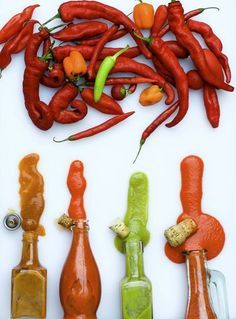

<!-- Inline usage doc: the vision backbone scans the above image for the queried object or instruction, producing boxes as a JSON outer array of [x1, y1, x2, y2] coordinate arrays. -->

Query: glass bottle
[[60, 220, 101, 319], [121, 240, 153, 319], [11, 231, 47, 319]]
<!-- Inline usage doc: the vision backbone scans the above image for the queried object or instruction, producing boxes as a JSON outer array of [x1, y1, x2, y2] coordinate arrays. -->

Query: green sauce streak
[[115, 172, 150, 253]]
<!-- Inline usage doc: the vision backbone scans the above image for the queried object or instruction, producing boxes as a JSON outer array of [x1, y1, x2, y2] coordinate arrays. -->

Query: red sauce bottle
[[59, 161, 101, 319]]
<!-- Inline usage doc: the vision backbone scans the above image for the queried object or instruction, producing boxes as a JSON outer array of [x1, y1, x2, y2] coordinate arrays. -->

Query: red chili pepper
[[80, 88, 123, 115], [87, 24, 119, 79], [49, 82, 87, 123], [203, 84, 220, 128], [95, 56, 175, 105], [133, 101, 179, 163], [52, 21, 108, 42], [23, 57, 54, 130], [77, 28, 128, 46], [0, 20, 37, 73], [0, 4, 39, 44], [25, 28, 50, 65], [44, 1, 152, 58], [158, 6, 219, 37], [187, 70, 204, 90], [151, 5, 168, 37], [52, 45, 140, 63], [134, 32, 188, 127], [40, 63, 65, 88], [87, 77, 157, 86], [187, 19, 231, 83], [53, 111, 134, 143], [167, 1, 233, 94], [165, 40, 189, 59]]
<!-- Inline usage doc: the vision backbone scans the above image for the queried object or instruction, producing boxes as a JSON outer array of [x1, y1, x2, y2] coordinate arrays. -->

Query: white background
[[0, 0, 236, 318]]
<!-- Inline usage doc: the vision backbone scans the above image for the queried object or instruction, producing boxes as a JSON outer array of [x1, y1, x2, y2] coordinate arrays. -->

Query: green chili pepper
[[94, 45, 130, 102]]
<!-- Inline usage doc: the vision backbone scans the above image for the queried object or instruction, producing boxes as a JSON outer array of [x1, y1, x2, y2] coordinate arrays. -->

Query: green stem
[[199, 6, 220, 12], [48, 23, 67, 33], [112, 45, 130, 60], [133, 30, 152, 45], [53, 137, 69, 143], [133, 139, 145, 164], [42, 12, 61, 26]]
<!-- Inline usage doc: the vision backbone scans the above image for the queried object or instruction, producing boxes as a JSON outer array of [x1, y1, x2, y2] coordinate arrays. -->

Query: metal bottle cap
[[3, 213, 22, 231]]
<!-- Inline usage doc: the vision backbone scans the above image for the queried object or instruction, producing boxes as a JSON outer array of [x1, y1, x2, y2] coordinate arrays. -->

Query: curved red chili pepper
[[80, 88, 123, 115], [151, 5, 168, 37], [87, 24, 119, 79], [95, 56, 175, 105], [41, 63, 65, 88], [203, 83, 220, 128], [0, 4, 39, 44], [77, 28, 128, 46], [23, 57, 54, 130], [50, 82, 87, 124], [187, 19, 231, 83], [25, 28, 50, 65], [52, 21, 108, 42], [52, 45, 140, 63]]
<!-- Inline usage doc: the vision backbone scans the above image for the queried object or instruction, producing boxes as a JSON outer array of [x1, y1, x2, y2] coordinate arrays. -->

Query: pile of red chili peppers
[[0, 1, 234, 156]]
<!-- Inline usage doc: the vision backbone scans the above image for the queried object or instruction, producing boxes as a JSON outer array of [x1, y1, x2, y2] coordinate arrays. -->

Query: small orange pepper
[[133, 0, 154, 29], [63, 51, 87, 81], [139, 85, 163, 106]]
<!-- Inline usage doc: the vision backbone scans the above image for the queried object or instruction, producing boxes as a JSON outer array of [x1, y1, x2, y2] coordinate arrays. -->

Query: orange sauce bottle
[[59, 161, 101, 319], [11, 154, 47, 319]]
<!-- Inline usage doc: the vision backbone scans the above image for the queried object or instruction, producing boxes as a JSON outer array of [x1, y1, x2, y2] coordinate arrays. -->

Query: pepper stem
[[112, 45, 130, 60], [199, 6, 220, 12], [42, 12, 61, 26], [133, 30, 152, 44], [53, 137, 69, 143], [47, 23, 67, 33], [133, 139, 145, 164]]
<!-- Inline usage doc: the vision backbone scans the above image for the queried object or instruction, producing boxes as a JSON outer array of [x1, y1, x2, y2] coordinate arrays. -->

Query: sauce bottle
[[122, 240, 153, 319], [11, 154, 47, 319], [59, 161, 101, 319]]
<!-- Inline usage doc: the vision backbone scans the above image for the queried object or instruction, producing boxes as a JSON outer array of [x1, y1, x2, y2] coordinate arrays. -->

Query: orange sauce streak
[[165, 156, 225, 263]]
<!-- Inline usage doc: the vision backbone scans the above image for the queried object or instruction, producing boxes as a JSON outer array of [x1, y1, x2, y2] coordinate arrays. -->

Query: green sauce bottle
[[122, 240, 153, 319]]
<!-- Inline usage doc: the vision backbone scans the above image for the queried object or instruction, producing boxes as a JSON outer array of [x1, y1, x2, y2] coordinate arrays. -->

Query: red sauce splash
[[165, 156, 225, 263], [67, 160, 87, 220]]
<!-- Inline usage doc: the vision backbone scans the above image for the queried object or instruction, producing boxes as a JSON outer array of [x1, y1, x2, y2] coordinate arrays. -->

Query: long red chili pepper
[[151, 5, 168, 37], [87, 24, 119, 79], [133, 101, 179, 163], [52, 21, 108, 42], [41, 63, 65, 88], [167, 1, 233, 95], [25, 28, 50, 65], [158, 6, 219, 38], [23, 57, 54, 130], [187, 19, 231, 83], [0, 20, 37, 73], [44, 0, 152, 59], [53, 45, 140, 63], [76, 28, 128, 46], [87, 77, 157, 86], [53, 111, 134, 143], [134, 32, 188, 127], [95, 57, 175, 105], [80, 88, 123, 115], [49, 83, 87, 123], [203, 84, 220, 128], [0, 4, 39, 44]]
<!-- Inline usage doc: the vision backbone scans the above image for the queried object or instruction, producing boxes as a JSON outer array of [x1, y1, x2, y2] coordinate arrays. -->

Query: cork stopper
[[164, 218, 197, 248], [58, 214, 74, 229], [109, 218, 130, 239]]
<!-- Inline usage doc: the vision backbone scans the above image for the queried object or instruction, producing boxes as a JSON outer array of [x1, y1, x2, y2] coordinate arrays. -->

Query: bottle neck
[[125, 241, 144, 279], [185, 250, 217, 319], [20, 231, 40, 268]]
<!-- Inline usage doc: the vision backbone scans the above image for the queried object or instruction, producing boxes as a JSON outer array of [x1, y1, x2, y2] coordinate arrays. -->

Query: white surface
[[0, 0, 236, 318]]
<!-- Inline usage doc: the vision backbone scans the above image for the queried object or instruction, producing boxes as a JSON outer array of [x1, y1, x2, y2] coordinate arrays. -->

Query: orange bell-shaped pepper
[[139, 85, 163, 106], [63, 51, 87, 81], [133, 0, 154, 29]]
